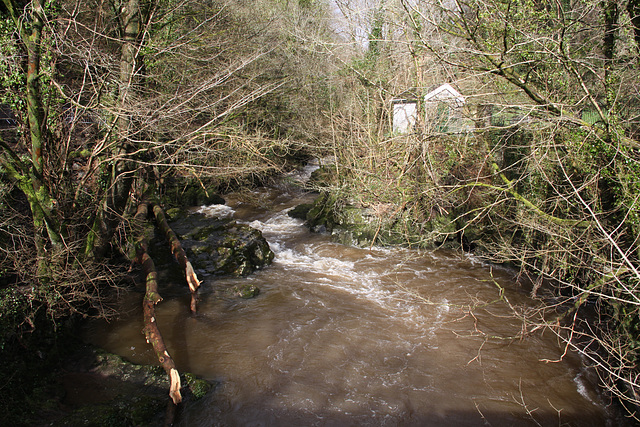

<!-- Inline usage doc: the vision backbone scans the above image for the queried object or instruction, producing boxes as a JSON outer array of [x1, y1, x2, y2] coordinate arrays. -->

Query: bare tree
[[321, 0, 640, 417], [0, 0, 338, 347]]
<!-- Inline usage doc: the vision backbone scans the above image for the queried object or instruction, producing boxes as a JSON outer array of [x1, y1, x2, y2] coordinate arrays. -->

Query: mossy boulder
[[231, 284, 260, 299], [188, 222, 229, 241], [183, 373, 213, 400], [307, 164, 337, 187], [50, 346, 217, 427], [169, 212, 274, 277], [164, 207, 185, 222], [288, 192, 340, 233], [292, 193, 462, 249], [288, 203, 312, 221]]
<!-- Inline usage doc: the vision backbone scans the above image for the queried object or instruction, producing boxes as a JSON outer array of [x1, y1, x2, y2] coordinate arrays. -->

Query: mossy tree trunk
[[0, 0, 65, 278], [114, 0, 141, 208], [628, 0, 640, 48], [86, 0, 153, 259]]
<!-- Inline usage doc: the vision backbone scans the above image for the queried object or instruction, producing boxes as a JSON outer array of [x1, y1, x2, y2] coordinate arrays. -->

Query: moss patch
[[184, 372, 212, 400]]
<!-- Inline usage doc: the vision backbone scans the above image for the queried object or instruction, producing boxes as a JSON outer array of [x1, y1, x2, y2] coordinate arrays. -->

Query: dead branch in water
[[153, 203, 201, 313], [133, 201, 182, 410]]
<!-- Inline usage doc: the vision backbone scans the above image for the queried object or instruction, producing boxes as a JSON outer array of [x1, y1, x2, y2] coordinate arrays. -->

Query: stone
[[169, 212, 274, 277], [232, 284, 260, 299]]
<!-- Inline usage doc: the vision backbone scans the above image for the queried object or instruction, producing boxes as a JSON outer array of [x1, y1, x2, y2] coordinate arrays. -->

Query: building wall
[[392, 101, 417, 133]]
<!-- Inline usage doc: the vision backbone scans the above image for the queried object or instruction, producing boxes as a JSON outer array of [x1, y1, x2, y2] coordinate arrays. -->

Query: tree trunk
[[627, 0, 640, 51], [1, 0, 64, 276], [134, 201, 182, 407], [89, 0, 146, 259], [152, 204, 201, 314], [115, 0, 142, 201], [603, 0, 619, 132]]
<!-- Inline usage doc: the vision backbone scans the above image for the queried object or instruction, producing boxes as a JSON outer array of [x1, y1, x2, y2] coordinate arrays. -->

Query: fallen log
[[152, 203, 201, 314], [134, 201, 182, 407]]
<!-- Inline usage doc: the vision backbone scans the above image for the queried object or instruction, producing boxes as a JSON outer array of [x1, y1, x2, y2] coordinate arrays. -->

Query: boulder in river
[[168, 211, 274, 277], [231, 284, 260, 299], [51, 345, 215, 426]]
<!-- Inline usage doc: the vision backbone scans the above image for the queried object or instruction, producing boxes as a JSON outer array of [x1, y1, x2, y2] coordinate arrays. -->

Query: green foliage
[[0, 15, 25, 110], [612, 299, 640, 365], [366, 11, 384, 62], [0, 0, 62, 126], [348, 9, 390, 88]]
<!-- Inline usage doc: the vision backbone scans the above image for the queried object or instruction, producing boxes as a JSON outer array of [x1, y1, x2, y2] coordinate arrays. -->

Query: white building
[[424, 83, 465, 108], [392, 98, 418, 133], [392, 84, 471, 134]]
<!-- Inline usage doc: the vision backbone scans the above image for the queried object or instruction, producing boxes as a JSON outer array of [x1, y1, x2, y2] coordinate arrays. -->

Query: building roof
[[424, 84, 465, 107], [391, 89, 420, 103]]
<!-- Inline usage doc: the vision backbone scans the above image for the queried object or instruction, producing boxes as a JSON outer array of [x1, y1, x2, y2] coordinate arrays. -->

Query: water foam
[[248, 212, 305, 239], [239, 207, 445, 329], [196, 204, 235, 219], [574, 371, 598, 405]]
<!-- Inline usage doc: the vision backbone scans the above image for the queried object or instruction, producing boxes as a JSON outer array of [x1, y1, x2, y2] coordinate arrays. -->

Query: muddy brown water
[[86, 184, 619, 426]]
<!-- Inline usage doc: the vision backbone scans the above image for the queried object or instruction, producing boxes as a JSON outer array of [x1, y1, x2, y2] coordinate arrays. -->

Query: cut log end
[[169, 368, 182, 404], [185, 261, 201, 292]]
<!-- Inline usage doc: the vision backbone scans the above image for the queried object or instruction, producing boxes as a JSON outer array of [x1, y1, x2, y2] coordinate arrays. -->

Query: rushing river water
[[86, 179, 620, 426]]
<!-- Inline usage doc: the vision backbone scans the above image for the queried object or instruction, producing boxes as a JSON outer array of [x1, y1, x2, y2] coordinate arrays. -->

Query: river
[[86, 178, 618, 426]]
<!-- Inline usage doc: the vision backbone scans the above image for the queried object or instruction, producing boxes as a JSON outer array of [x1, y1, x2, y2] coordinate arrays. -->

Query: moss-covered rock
[[189, 222, 229, 241], [168, 212, 274, 277], [50, 346, 169, 427], [164, 207, 185, 222], [307, 164, 337, 187], [292, 193, 463, 249], [232, 284, 260, 299], [183, 373, 213, 400], [287, 203, 313, 221], [288, 192, 341, 233], [49, 345, 217, 427]]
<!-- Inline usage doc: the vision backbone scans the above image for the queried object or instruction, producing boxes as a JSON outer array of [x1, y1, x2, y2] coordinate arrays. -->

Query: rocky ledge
[[47, 345, 213, 427]]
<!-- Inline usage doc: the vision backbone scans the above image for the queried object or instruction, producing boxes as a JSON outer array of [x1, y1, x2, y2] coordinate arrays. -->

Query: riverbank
[[43, 343, 171, 426], [23, 339, 214, 426]]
